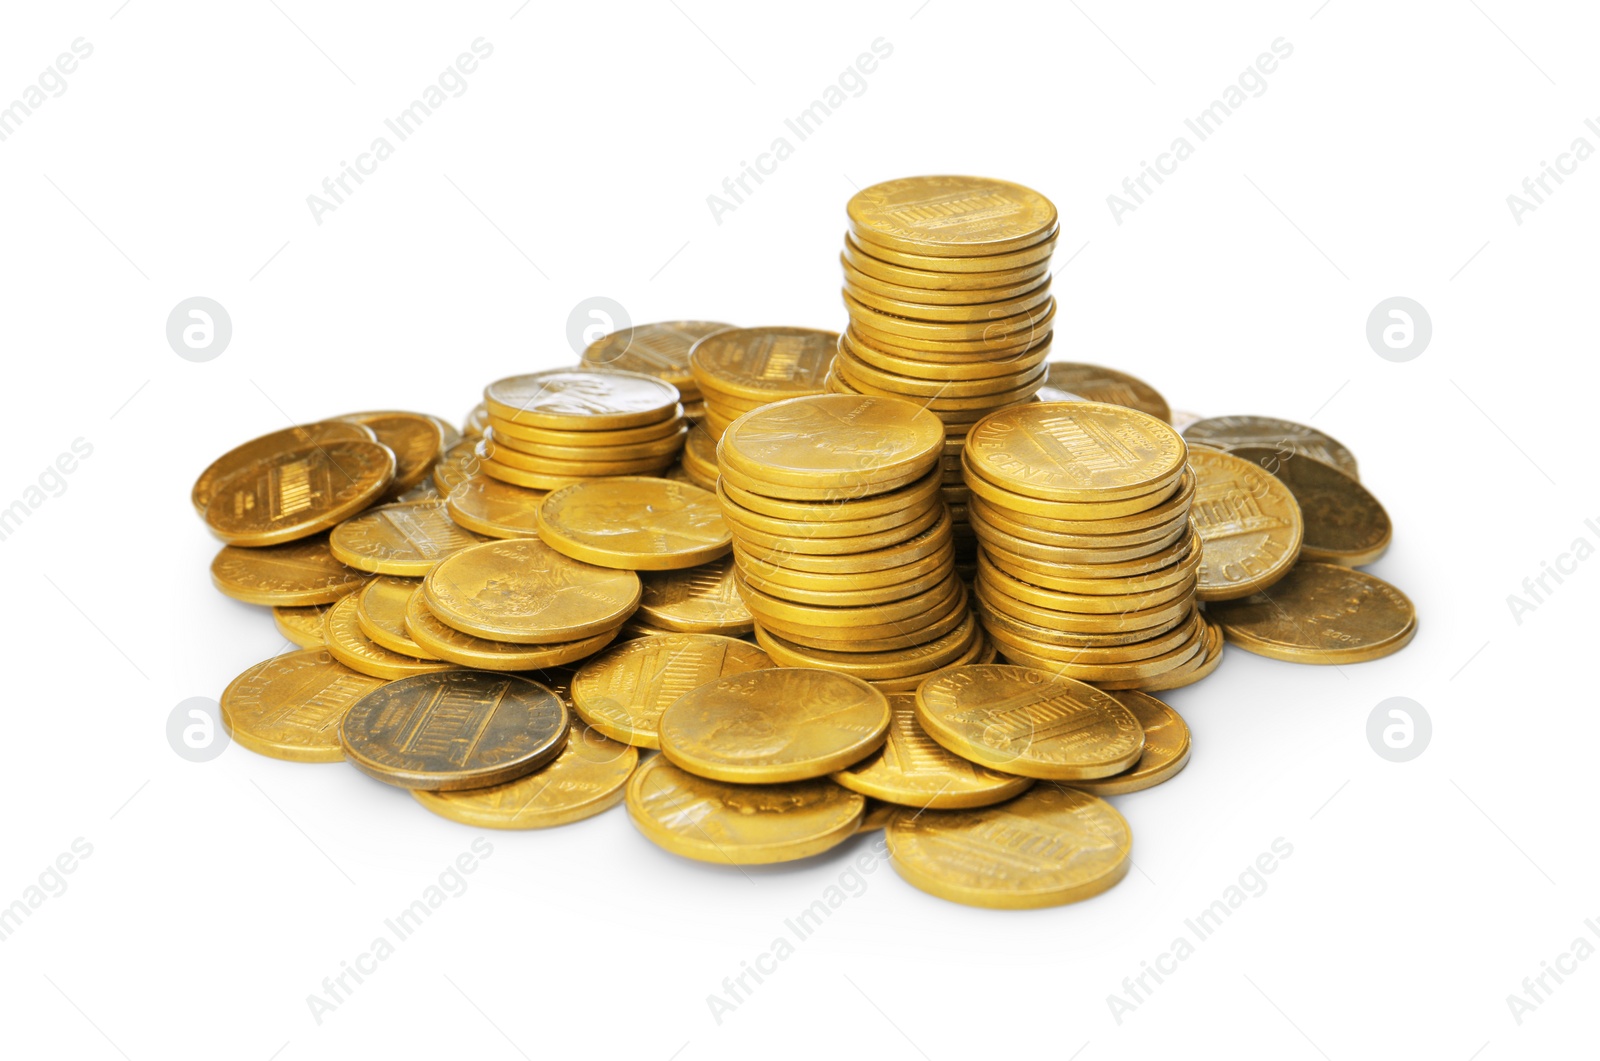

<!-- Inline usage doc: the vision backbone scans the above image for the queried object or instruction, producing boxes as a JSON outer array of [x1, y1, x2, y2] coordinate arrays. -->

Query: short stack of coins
[[963, 400, 1214, 691], [580, 320, 732, 421], [714, 393, 989, 690], [829, 175, 1060, 563], [477, 368, 686, 490], [686, 325, 837, 438]]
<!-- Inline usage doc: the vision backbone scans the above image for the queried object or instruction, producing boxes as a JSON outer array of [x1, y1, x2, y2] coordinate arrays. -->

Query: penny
[[538, 477, 731, 570], [204, 439, 396, 546], [832, 692, 1032, 809], [845, 228, 1058, 274], [329, 500, 489, 575], [273, 603, 331, 648], [965, 401, 1187, 503], [718, 394, 945, 492], [192, 420, 375, 516], [687, 326, 837, 403], [1207, 562, 1417, 664], [337, 411, 445, 497], [355, 576, 440, 659], [404, 587, 617, 670], [431, 436, 482, 495], [582, 320, 732, 396], [1188, 448, 1304, 601], [841, 237, 1049, 290], [570, 632, 772, 748], [423, 538, 641, 644], [323, 593, 454, 679], [636, 557, 754, 635], [220, 648, 386, 762], [1070, 691, 1192, 796], [1229, 446, 1391, 566], [443, 475, 544, 539], [484, 369, 681, 430], [1044, 362, 1170, 423], [1183, 415, 1359, 480], [210, 534, 369, 606], [848, 175, 1058, 257]]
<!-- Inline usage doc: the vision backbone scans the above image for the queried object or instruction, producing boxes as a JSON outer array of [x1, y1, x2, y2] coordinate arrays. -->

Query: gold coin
[[1207, 561, 1417, 664], [759, 581, 971, 653], [847, 176, 1058, 257], [980, 529, 1201, 595], [831, 692, 1031, 809], [732, 531, 952, 592], [1183, 415, 1359, 480], [462, 402, 490, 437], [323, 593, 455, 679], [987, 610, 1206, 678], [1044, 362, 1170, 422], [858, 800, 902, 832], [716, 447, 931, 502], [192, 420, 375, 516], [753, 609, 979, 678], [841, 329, 1052, 384], [431, 436, 481, 495], [657, 668, 891, 783], [1229, 447, 1390, 566], [914, 664, 1144, 780], [538, 477, 731, 570], [273, 603, 331, 647], [570, 633, 772, 748], [843, 275, 1053, 325], [682, 420, 719, 476], [975, 595, 1194, 660], [963, 455, 1183, 520], [1069, 691, 1191, 795], [1139, 617, 1224, 690], [204, 439, 396, 547], [735, 568, 962, 633], [871, 631, 997, 692], [841, 237, 1050, 291], [970, 506, 1190, 565], [976, 550, 1194, 615], [970, 469, 1197, 536], [484, 369, 681, 430], [686, 326, 836, 403], [886, 784, 1130, 909], [732, 506, 955, 575], [965, 401, 1186, 503], [423, 538, 641, 644], [975, 573, 1192, 636], [403, 587, 616, 670], [444, 475, 543, 539], [719, 464, 940, 522], [718, 394, 944, 491], [968, 496, 1188, 554], [328, 500, 489, 575], [413, 721, 638, 829], [477, 435, 676, 476], [483, 424, 687, 462], [337, 411, 444, 496], [843, 292, 1054, 344], [210, 534, 368, 606], [220, 648, 386, 762], [842, 254, 1049, 305], [719, 490, 940, 555], [581, 320, 733, 394], [847, 318, 1049, 361], [356, 576, 439, 659], [1188, 449, 1304, 601], [626, 755, 864, 864], [636, 557, 753, 635], [833, 347, 1049, 402], [487, 412, 684, 446], [476, 456, 587, 491], [738, 553, 955, 608], [340, 671, 569, 790]]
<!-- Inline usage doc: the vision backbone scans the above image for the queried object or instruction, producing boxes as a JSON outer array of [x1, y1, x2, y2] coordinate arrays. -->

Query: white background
[[1, 1, 1594, 1057]]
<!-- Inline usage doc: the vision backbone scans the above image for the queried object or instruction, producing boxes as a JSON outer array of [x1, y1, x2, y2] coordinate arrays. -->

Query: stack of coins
[[477, 369, 686, 490], [964, 401, 1216, 691], [686, 326, 837, 437], [581, 320, 732, 421], [714, 394, 989, 690], [830, 176, 1059, 559]]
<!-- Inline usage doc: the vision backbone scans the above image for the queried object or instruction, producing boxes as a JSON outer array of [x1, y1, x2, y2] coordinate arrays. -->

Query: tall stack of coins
[[581, 320, 732, 421], [964, 401, 1216, 691], [714, 394, 988, 690], [830, 176, 1059, 560], [477, 369, 686, 490], [686, 326, 836, 438]]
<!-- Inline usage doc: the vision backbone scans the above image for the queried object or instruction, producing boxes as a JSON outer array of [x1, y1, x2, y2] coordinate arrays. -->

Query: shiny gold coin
[[192, 420, 375, 516], [487, 411, 684, 446], [841, 328, 1052, 383], [842, 232, 1051, 287], [657, 668, 890, 783], [210, 534, 368, 606], [845, 225, 1060, 273], [999, 617, 1208, 689], [1229, 447, 1391, 566], [1044, 362, 1170, 423], [403, 588, 616, 670], [732, 531, 953, 592], [970, 468, 1197, 536], [1207, 561, 1417, 664], [476, 456, 587, 491], [273, 603, 331, 648], [636, 557, 753, 635], [858, 800, 902, 833], [538, 477, 731, 570], [970, 506, 1190, 565], [477, 435, 675, 477], [204, 440, 396, 547], [735, 568, 962, 633], [719, 464, 940, 522], [976, 550, 1194, 615], [962, 455, 1182, 520], [968, 495, 1189, 554], [847, 316, 1050, 361], [328, 500, 489, 576], [738, 552, 955, 608], [340, 671, 569, 790], [462, 402, 491, 438], [1140, 616, 1224, 691], [355, 576, 439, 659], [718, 394, 944, 491], [758, 582, 972, 653], [715, 448, 932, 503], [842, 254, 1048, 304], [1067, 691, 1191, 794], [686, 326, 836, 404], [980, 528, 1201, 595], [914, 664, 1144, 780], [220, 648, 386, 762], [484, 369, 681, 430], [570, 633, 772, 748], [965, 401, 1186, 503], [581, 320, 733, 395], [444, 475, 543, 539], [412, 721, 638, 829], [483, 424, 687, 463], [323, 594, 454, 679], [682, 420, 719, 476], [431, 436, 481, 495], [843, 275, 1053, 325], [754, 610, 979, 679], [974, 594, 1193, 659], [337, 411, 444, 497], [887, 784, 1130, 909], [975, 572, 1192, 636], [626, 755, 864, 864], [844, 292, 1054, 345], [718, 486, 938, 552], [833, 346, 1049, 401], [848, 176, 1058, 257], [987, 610, 1206, 679], [832, 691, 1031, 809], [1183, 415, 1359, 480], [871, 632, 998, 692], [423, 538, 641, 644], [1188, 448, 1304, 602], [732, 506, 954, 574]]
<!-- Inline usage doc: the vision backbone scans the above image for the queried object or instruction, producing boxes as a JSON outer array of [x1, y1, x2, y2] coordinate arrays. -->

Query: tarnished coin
[[626, 755, 864, 865], [484, 369, 680, 430], [832, 692, 1032, 809], [337, 411, 445, 496], [210, 534, 368, 606], [323, 593, 454, 679], [1183, 415, 1359, 480], [340, 671, 569, 790], [273, 603, 331, 647], [192, 420, 375, 516], [571, 633, 772, 748], [443, 475, 544, 539], [914, 665, 1144, 780], [687, 327, 837, 403], [356, 576, 439, 659], [718, 394, 945, 491], [329, 500, 489, 575], [1229, 447, 1391, 566], [658, 668, 891, 783], [1189, 448, 1303, 601], [1071, 690, 1191, 795], [220, 648, 387, 762], [965, 401, 1186, 503], [1207, 562, 1417, 664], [582, 320, 733, 394], [423, 538, 641, 644], [636, 557, 753, 635], [1044, 362, 1170, 423], [848, 175, 1058, 257], [886, 784, 1131, 909], [204, 439, 396, 547], [413, 722, 638, 829], [404, 587, 617, 670], [538, 477, 731, 570]]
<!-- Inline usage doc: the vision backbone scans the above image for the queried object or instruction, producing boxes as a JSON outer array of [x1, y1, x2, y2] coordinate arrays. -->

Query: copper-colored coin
[[1207, 562, 1417, 664], [423, 538, 641, 644], [636, 557, 753, 635], [718, 394, 945, 492], [687, 326, 837, 404], [403, 588, 617, 670], [484, 369, 681, 430], [964, 401, 1186, 503], [273, 603, 331, 648], [323, 593, 454, 679], [1229, 446, 1390, 566], [329, 500, 489, 575], [847, 176, 1058, 258], [1188, 448, 1304, 601], [1183, 415, 1359, 480], [210, 534, 368, 606], [582, 320, 733, 395], [337, 411, 445, 496], [192, 420, 375, 516], [538, 477, 731, 570], [356, 576, 440, 659], [204, 439, 396, 547], [444, 475, 543, 539], [220, 648, 386, 762], [570, 632, 773, 748], [1043, 362, 1170, 422]]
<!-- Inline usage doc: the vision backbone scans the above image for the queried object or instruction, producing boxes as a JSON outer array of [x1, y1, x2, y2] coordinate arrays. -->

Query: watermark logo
[[0, 438, 94, 544], [167, 297, 232, 362], [1366, 696, 1430, 762], [1506, 518, 1598, 625], [1506, 918, 1600, 1025], [0, 837, 93, 944], [0, 37, 94, 144], [167, 697, 229, 763], [567, 297, 630, 358], [1365, 297, 1430, 362]]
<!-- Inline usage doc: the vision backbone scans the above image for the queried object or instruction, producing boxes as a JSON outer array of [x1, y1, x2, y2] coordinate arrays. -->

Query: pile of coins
[[687, 325, 837, 438], [829, 176, 1059, 560], [580, 320, 732, 421]]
